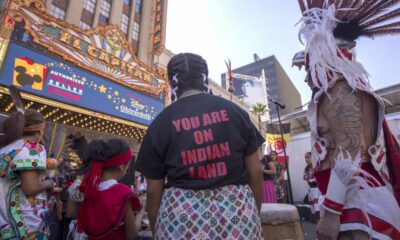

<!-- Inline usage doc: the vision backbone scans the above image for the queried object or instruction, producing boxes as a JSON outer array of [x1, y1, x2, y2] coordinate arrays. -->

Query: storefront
[[0, 1, 169, 167]]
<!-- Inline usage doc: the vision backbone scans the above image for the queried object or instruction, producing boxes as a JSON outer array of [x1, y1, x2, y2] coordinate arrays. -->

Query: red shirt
[[79, 182, 140, 240]]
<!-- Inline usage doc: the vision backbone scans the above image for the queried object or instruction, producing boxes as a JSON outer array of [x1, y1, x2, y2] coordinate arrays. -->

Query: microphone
[[269, 98, 286, 109]]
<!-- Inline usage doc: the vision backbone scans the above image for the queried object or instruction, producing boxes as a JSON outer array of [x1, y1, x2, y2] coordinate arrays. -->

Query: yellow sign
[[13, 57, 46, 90]]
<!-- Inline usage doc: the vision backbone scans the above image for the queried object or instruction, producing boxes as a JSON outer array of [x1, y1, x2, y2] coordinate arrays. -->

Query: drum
[[260, 203, 304, 240]]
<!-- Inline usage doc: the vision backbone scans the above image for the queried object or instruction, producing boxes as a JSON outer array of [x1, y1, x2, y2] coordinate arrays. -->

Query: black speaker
[[295, 204, 314, 222]]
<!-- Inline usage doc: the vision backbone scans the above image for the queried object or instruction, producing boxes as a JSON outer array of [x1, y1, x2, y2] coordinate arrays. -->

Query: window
[[100, 0, 111, 17], [83, 0, 96, 13], [132, 22, 140, 41], [124, 0, 131, 6], [121, 14, 129, 34], [99, 0, 111, 24], [135, 0, 141, 13], [49, 5, 66, 20], [80, 21, 91, 30]]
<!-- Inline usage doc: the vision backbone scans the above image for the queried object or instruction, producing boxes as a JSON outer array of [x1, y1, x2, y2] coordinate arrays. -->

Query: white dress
[[0, 139, 48, 239]]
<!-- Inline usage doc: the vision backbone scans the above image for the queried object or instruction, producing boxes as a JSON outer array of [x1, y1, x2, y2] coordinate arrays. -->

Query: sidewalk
[[301, 220, 317, 240]]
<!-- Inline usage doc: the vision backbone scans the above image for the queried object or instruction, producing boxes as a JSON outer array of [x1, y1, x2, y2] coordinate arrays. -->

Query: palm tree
[[251, 103, 268, 132]]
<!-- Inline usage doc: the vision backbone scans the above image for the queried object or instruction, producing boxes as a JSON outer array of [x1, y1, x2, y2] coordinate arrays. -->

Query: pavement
[[301, 220, 317, 240]]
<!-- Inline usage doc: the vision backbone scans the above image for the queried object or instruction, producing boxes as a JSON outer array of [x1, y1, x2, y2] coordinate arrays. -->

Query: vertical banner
[[232, 77, 264, 108], [265, 123, 291, 165]]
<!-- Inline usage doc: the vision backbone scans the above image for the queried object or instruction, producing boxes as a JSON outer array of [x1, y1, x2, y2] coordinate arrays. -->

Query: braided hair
[[167, 53, 210, 101]]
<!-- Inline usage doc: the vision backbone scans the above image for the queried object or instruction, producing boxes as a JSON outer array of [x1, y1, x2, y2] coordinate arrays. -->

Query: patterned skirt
[[155, 185, 262, 240]]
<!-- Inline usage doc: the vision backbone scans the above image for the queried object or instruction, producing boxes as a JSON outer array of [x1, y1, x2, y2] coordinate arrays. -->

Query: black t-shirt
[[135, 93, 264, 190]]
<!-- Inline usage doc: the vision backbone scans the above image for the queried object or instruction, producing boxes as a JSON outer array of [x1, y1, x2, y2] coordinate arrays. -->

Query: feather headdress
[[9, 86, 25, 113], [293, 0, 400, 100], [44, 122, 73, 161], [297, 0, 400, 38]]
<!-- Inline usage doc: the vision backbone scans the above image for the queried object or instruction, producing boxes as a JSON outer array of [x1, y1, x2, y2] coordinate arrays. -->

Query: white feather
[[297, 4, 380, 103], [333, 147, 383, 238]]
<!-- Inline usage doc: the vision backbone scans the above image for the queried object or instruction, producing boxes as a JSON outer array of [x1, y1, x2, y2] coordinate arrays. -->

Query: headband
[[78, 148, 132, 200], [23, 122, 45, 132]]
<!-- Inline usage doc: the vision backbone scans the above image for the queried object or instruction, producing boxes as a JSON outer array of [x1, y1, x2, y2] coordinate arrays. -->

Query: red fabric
[[103, 149, 132, 167], [88, 225, 125, 240], [79, 161, 103, 200], [314, 168, 331, 195], [305, 48, 352, 71], [79, 149, 132, 200], [337, 48, 353, 61], [78, 183, 141, 239], [64, 179, 75, 187], [359, 162, 385, 187], [383, 120, 400, 205], [341, 208, 400, 240], [323, 198, 344, 212], [315, 162, 385, 195], [77, 149, 132, 233]]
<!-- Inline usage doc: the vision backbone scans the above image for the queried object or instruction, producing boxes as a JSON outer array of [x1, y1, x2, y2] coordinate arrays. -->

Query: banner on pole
[[265, 123, 291, 165]]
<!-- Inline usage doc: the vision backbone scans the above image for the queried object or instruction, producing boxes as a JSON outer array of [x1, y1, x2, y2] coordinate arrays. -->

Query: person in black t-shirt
[[135, 53, 264, 239]]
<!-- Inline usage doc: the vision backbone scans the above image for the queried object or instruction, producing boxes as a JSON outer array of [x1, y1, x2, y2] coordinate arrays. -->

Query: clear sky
[[165, 0, 400, 105]]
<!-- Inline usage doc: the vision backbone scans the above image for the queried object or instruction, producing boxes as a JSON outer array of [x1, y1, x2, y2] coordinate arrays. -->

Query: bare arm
[[20, 170, 54, 196], [146, 178, 164, 235], [124, 201, 138, 240], [245, 151, 264, 212], [124, 198, 147, 240]]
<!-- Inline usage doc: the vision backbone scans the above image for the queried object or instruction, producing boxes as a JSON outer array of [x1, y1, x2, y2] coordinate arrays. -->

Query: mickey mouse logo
[[12, 57, 47, 91]]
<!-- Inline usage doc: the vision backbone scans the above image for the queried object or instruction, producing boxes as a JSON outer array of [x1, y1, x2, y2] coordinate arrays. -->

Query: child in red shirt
[[76, 139, 145, 240]]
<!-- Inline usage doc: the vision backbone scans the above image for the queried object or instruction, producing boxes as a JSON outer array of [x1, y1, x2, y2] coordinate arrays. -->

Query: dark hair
[[333, 21, 363, 42], [167, 53, 209, 101], [0, 109, 44, 148], [305, 151, 311, 156], [83, 139, 130, 171], [269, 150, 277, 156], [261, 155, 271, 165]]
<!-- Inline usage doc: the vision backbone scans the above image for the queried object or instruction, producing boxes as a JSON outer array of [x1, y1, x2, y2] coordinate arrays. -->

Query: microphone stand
[[274, 102, 294, 205]]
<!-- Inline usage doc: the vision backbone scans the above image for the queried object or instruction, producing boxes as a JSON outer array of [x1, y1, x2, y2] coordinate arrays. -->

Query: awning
[[0, 86, 146, 139]]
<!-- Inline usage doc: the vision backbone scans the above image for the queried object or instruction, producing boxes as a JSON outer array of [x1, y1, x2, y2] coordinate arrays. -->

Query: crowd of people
[[0, 53, 265, 240], [2, 47, 399, 240], [0, 107, 337, 240], [0, 106, 147, 239], [2, 2, 400, 236]]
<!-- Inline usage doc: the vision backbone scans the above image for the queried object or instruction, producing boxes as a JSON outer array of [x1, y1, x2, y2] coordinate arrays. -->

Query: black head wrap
[[167, 53, 209, 101]]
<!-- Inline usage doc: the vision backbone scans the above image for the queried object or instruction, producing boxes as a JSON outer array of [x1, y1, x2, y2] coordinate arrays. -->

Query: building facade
[[208, 79, 266, 136], [221, 55, 301, 119], [0, 0, 171, 159], [44, 0, 169, 69]]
